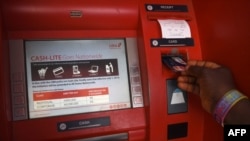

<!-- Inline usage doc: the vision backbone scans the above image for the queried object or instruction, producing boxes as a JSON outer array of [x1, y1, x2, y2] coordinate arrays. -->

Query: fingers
[[185, 60, 221, 77], [177, 75, 196, 84], [187, 60, 220, 69], [203, 61, 220, 69], [177, 76, 199, 94], [177, 81, 199, 94], [178, 60, 221, 95]]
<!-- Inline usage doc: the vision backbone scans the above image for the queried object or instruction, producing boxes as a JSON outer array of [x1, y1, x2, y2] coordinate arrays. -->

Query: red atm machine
[[2, 0, 249, 141]]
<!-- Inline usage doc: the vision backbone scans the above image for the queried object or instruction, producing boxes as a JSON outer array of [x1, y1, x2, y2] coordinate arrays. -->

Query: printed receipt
[[157, 19, 191, 38]]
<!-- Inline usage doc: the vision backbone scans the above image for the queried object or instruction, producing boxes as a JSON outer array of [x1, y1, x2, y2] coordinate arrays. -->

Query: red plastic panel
[[138, 0, 204, 141], [2, 0, 139, 30], [0, 10, 12, 141], [192, 1, 250, 141], [1, 1, 146, 141], [128, 129, 146, 141], [12, 109, 145, 141], [193, 0, 250, 96]]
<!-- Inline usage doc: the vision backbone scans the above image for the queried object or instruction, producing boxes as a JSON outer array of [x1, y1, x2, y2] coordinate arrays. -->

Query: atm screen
[[24, 39, 133, 119]]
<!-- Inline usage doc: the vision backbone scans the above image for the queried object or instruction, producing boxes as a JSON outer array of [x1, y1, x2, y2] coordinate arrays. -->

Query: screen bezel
[[9, 38, 143, 121]]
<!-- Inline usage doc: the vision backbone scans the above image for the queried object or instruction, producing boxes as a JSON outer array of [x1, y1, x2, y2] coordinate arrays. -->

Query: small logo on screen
[[109, 42, 122, 49]]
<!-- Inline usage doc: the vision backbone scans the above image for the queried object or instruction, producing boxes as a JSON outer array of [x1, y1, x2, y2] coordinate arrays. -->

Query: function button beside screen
[[130, 76, 141, 84], [14, 107, 26, 117], [132, 85, 142, 93], [129, 66, 139, 75], [13, 95, 25, 105], [133, 96, 143, 104], [12, 83, 24, 93], [12, 72, 24, 82]]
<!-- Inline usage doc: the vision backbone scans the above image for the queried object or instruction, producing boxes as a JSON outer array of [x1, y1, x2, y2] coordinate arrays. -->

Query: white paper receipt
[[157, 19, 191, 39]]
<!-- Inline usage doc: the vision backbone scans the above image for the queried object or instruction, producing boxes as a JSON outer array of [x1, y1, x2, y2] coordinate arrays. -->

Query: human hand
[[177, 60, 236, 113]]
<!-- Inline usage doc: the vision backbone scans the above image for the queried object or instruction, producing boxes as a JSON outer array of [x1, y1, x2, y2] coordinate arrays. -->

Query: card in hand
[[162, 55, 187, 72]]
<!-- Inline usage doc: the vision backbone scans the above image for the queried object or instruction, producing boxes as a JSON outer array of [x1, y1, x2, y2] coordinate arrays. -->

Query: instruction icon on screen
[[88, 65, 99, 73]]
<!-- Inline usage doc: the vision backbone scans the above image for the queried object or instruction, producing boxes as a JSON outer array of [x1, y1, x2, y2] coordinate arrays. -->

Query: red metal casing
[[138, 0, 204, 141], [193, 1, 250, 140], [1, 0, 146, 141]]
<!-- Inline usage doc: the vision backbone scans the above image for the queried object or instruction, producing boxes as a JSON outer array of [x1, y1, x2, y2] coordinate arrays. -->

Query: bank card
[[162, 55, 187, 72]]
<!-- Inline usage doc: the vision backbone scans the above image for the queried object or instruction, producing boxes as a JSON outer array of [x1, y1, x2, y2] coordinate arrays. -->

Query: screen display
[[25, 39, 132, 119]]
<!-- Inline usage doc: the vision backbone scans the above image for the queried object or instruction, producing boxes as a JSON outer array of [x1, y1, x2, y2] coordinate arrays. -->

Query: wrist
[[224, 98, 250, 124], [213, 89, 248, 126]]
